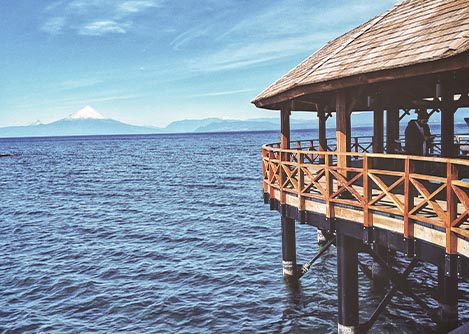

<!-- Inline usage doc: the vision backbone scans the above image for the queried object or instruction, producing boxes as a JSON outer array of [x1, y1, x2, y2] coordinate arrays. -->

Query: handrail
[[276, 133, 469, 156], [262, 140, 469, 255]]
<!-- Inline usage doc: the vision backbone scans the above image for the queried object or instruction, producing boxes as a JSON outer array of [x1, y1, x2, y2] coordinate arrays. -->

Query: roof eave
[[252, 51, 469, 110]]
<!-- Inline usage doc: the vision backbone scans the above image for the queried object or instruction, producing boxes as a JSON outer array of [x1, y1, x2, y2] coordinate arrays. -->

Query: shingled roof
[[252, 0, 469, 109]]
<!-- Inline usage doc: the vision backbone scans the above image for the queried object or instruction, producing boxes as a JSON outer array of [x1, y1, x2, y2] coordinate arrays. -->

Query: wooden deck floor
[[274, 187, 469, 257]]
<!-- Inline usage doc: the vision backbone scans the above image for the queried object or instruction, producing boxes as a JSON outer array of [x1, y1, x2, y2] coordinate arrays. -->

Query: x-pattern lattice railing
[[289, 134, 469, 157], [262, 140, 469, 254]]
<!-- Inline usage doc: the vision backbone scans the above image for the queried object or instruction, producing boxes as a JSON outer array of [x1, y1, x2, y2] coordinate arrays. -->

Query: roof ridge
[[295, 0, 405, 88]]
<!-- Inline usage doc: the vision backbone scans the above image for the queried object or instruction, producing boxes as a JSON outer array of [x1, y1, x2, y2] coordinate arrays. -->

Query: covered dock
[[252, 0, 469, 333]]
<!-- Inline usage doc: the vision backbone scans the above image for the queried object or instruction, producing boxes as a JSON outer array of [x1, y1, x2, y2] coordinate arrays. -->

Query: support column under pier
[[438, 262, 458, 332], [281, 216, 297, 281], [337, 233, 359, 334]]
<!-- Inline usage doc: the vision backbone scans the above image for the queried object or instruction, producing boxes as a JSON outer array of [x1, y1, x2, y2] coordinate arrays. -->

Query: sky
[[0, 0, 399, 128]]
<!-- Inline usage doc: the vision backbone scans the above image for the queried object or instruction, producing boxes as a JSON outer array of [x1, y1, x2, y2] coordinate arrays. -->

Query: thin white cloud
[[190, 88, 256, 98], [40, 0, 161, 36], [184, 0, 399, 72], [79, 20, 129, 36], [84, 94, 146, 103], [189, 33, 333, 72], [67, 0, 106, 11], [170, 22, 214, 51], [44, 1, 67, 12], [60, 78, 103, 90], [40, 17, 66, 35], [118, 0, 162, 14]]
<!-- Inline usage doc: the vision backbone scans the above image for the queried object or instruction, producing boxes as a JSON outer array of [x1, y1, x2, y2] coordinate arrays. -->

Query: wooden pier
[[251, 0, 469, 332], [261, 136, 469, 332]]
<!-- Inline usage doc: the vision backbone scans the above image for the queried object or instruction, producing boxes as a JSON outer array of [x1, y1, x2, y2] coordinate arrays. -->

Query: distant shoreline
[[0, 122, 467, 141]]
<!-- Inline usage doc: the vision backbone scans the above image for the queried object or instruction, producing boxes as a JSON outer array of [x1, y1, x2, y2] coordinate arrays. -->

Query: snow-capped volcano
[[0, 105, 160, 137], [29, 120, 43, 126], [68, 106, 105, 120]]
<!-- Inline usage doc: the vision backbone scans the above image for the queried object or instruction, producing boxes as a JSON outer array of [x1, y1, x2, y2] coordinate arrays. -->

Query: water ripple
[[0, 130, 468, 333]]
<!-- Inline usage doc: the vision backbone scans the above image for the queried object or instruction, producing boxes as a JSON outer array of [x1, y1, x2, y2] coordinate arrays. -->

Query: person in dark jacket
[[405, 110, 434, 155]]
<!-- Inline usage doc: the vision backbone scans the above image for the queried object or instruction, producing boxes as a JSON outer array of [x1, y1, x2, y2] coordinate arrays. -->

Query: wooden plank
[[404, 158, 414, 238], [414, 223, 446, 247], [298, 153, 305, 211], [325, 154, 334, 219], [456, 237, 469, 258], [447, 162, 458, 253], [336, 90, 348, 172], [373, 215, 404, 233], [363, 155, 372, 227], [304, 199, 327, 213]]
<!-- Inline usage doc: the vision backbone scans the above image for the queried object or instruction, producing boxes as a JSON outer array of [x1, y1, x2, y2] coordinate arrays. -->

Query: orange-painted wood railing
[[287, 133, 469, 157], [262, 140, 469, 255]]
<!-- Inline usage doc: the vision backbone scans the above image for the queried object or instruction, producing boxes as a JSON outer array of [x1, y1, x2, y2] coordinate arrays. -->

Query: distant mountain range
[[0, 106, 157, 138], [0, 106, 467, 138], [164, 117, 312, 133], [0, 106, 313, 138]]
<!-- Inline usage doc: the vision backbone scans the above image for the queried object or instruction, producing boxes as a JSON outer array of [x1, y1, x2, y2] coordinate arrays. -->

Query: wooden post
[[373, 108, 384, 153], [438, 161, 459, 332], [280, 108, 291, 206], [441, 84, 456, 158], [438, 265, 458, 332], [325, 154, 334, 220], [363, 155, 372, 228], [337, 232, 359, 334], [262, 148, 269, 203], [336, 91, 350, 173], [280, 108, 291, 150], [386, 107, 400, 154], [404, 158, 415, 240], [446, 163, 458, 254], [279, 107, 297, 281], [319, 110, 327, 164], [268, 150, 275, 200], [354, 137, 359, 154], [298, 152, 305, 213], [320, 109, 331, 242], [336, 91, 357, 331], [281, 216, 298, 281]]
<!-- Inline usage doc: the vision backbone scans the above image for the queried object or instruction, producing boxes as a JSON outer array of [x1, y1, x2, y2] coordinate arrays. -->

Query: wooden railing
[[262, 140, 469, 254], [289, 133, 469, 156]]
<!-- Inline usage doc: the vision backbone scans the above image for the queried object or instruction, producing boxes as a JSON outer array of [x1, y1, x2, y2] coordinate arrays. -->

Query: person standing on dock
[[405, 109, 434, 156]]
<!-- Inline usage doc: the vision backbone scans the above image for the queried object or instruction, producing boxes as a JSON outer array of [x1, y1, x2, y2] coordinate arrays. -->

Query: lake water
[[0, 128, 467, 333]]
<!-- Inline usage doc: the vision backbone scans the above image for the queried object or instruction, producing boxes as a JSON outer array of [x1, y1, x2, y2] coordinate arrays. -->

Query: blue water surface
[[0, 129, 467, 333]]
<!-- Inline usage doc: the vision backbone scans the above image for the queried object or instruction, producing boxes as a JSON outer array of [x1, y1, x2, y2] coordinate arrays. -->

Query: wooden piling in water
[[281, 216, 298, 281], [337, 233, 359, 334]]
